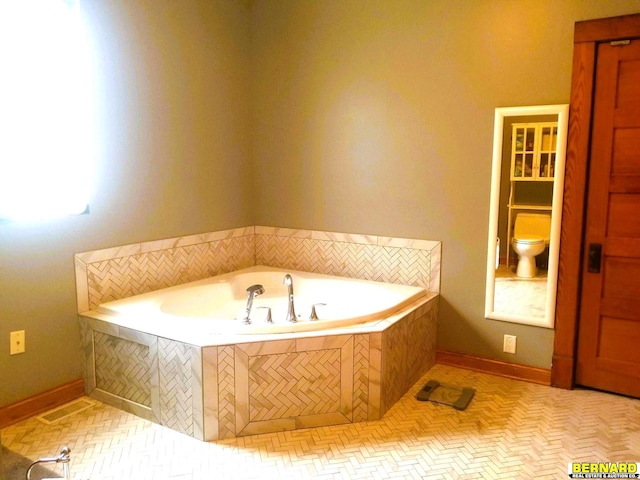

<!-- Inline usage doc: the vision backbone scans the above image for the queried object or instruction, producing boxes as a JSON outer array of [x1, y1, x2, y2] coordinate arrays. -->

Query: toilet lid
[[512, 235, 545, 245]]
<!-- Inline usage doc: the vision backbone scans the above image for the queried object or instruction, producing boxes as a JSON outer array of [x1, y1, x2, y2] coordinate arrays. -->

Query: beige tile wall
[[80, 294, 437, 442], [74, 226, 441, 312]]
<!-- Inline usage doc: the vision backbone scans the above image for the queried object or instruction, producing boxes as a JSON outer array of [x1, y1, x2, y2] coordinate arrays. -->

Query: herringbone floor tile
[[2, 365, 639, 479]]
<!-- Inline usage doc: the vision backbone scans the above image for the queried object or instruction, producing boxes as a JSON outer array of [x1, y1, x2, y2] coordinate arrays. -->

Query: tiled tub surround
[[79, 295, 437, 441], [74, 226, 441, 312], [75, 226, 441, 441]]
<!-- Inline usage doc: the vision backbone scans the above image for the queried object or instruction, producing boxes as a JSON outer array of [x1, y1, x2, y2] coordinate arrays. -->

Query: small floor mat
[[416, 380, 475, 410]]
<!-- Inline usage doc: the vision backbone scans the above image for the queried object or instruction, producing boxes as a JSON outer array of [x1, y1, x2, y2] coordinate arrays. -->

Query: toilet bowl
[[511, 213, 551, 278]]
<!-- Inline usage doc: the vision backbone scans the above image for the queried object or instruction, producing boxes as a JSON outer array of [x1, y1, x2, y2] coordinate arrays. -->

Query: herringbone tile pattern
[[255, 235, 434, 289], [3, 365, 639, 479], [249, 350, 342, 421], [159, 339, 193, 437], [76, 228, 441, 317], [382, 321, 407, 414], [85, 237, 255, 309], [352, 334, 370, 423], [94, 332, 151, 406], [217, 346, 236, 440]]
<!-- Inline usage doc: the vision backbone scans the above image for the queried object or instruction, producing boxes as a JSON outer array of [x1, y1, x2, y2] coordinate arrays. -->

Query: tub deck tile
[[158, 339, 194, 438], [218, 346, 236, 439], [368, 332, 383, 421], [236, 339, 296, 357], [295, 334, 351, 352], [191, 346, 204, 441], [202, 346, 219, 441], [352, 334, 370, 423], [340, 337, 354, 421]]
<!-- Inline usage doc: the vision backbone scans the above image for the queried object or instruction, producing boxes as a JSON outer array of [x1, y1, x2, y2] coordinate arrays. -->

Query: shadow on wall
[[437, 298, 495, 355]]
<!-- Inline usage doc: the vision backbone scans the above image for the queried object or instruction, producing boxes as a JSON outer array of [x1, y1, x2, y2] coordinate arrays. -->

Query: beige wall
[[0, 0, 252, 406], [2, 0, 640, 407], [250, 0, 640, 369]]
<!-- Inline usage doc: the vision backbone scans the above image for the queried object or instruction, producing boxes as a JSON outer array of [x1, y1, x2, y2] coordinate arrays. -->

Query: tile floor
[[2, 364, 639, 479], [493, 265, 548, 319]]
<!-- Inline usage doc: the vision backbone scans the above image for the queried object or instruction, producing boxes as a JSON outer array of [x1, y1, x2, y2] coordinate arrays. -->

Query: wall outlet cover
[[10, 330, 25, 355], [503, 334, 516, 354]]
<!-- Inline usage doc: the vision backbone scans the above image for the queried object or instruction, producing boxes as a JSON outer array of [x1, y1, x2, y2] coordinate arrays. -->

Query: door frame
[[552, 13, 640, 389]]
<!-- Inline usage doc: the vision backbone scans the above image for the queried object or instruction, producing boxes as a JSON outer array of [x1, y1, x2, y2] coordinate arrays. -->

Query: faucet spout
[[283, 274, 297, 323]]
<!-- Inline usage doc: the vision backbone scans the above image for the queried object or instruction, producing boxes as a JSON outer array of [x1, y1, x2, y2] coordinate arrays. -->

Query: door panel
[[576, 39, 640, 398], [617, 58, 640, 103], [599, 317, 640, 365], [602, 257, 640, 299], [612, 128, 640, 174], [607, 194, 640, 236]]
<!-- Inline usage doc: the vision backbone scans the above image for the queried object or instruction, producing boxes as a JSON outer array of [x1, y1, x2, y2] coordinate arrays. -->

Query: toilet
[[511, 213, 551, 278]]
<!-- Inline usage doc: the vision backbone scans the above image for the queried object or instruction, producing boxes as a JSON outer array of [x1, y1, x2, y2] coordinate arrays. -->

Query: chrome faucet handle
[[309, 303, 326, 321], [257, 306, 273, 324]]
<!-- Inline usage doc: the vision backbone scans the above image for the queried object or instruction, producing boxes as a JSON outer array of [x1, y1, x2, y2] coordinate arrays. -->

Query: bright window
[[0, 0, 94, 221]]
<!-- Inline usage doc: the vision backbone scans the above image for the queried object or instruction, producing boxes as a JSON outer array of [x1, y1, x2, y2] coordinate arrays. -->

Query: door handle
[[587, 243, 602, 273]]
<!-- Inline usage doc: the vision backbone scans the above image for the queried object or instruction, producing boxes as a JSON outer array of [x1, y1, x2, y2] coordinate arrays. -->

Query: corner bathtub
[[79, 266, 439, 441], [96, 265, 429, 336]]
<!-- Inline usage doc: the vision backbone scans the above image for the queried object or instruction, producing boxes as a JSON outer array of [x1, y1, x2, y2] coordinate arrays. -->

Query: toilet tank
[[513, 213, 551, 242]]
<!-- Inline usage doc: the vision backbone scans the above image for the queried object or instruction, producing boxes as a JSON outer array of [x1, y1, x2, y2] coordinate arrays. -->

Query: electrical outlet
[[503, 334, 516, 354], [10, 330, 25, 355]]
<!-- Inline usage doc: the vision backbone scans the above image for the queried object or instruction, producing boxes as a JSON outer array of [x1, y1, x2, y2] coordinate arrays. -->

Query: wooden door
[[575, 39, 640, 398]]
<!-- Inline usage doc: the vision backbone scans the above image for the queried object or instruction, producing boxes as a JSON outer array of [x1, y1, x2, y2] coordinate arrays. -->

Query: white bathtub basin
[[96, 265, 428, 335]]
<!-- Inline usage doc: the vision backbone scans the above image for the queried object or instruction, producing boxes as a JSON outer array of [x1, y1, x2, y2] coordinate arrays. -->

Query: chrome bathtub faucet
[[243, 284, 265, 325], [309, 303, 326, 321], [257, 306, 273, 324], [283, 274, 297, 323]]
